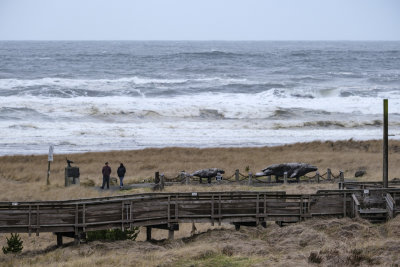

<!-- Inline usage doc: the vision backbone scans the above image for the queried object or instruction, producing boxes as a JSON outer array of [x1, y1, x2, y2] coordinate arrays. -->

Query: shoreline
[[1, 139, 399, 188], [0, 138, 393, 157]]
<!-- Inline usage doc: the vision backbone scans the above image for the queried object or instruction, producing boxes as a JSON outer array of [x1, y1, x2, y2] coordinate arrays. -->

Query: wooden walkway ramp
[[1, 189, 400, 245]]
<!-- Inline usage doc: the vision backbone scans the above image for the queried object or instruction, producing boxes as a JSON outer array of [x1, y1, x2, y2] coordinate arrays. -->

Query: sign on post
[[48, 145, 54, 162], [47, 145, 54, 185]]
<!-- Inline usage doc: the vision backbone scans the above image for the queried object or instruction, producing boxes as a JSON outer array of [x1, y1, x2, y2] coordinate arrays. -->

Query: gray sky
[[0, 0, 399, 40]]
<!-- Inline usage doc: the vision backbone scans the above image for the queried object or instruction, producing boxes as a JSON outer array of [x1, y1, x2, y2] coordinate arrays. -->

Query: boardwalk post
[[316, 171, 320, 183], [160, 173, 165, 190], [267, 175, 271, 183], [284, 172, 288, 184], [339, 171, 344, 189], [184, 172, 190, 185], [146, 226, 152, 241], [383, 99, 389, 188], [248, 172, 252, 186], [168, 229, 174, 240], [56, 233, 63, 247], [327, 168, 332, 181], [235, 169, 239, 183]]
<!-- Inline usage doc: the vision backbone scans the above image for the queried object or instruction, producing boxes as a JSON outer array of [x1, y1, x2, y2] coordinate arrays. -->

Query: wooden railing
[[385, 193, 395, 219], [351, 193, 360, 218], [1, 189, 400, 237]]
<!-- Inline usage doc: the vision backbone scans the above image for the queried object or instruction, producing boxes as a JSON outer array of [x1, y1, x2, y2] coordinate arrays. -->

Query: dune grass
[[1, 139, 399, 201], [1, 140, 400, 266]]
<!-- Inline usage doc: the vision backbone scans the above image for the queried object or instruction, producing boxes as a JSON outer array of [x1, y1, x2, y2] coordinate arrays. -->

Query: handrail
[[385, 193, 395, 219], [0, 189, 399, 236], [351, 193, 360, 218], [351, 193, 360, 206]]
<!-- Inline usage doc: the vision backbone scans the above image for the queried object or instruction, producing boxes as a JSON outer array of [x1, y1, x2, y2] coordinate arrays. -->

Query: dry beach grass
[[1, 139, 400, 266]]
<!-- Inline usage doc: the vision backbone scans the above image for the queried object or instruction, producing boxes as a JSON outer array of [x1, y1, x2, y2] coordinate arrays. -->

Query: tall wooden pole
[[383, 99, 388, 188], [46, 161, 51, 185]]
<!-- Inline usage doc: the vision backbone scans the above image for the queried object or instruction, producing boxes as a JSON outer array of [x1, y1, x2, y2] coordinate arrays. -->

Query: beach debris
[[355, 170, 366, 177], [191, 168, 225, 178], [191, 168, 225, 184], [110, 177, 118, 185], [260, 163, 317, 179]]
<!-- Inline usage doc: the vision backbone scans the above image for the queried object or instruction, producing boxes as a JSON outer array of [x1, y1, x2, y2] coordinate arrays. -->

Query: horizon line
[[0, 39, 399, 42]]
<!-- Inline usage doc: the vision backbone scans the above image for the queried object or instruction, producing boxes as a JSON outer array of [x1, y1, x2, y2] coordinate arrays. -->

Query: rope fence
[[148, 168, 344, 188]]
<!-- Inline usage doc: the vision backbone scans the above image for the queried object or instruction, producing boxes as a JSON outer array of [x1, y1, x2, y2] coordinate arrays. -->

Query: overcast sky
[[0, 0, 399, 41]]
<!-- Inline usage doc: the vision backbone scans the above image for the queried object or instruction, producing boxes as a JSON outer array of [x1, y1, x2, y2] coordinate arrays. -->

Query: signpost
[[47, 145, 54, 185], [383, 99, 388, 188]]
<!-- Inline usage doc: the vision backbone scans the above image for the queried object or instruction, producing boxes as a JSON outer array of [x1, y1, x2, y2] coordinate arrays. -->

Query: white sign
[[48, 145, 54, 162], [364, 189, 369, 194], [191, 192, 198, 196]]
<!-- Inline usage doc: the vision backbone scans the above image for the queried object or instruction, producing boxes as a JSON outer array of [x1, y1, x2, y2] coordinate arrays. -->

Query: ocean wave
[[0, 76, 250, 90], [0, 77, 188, 89], [177, 50, 251, 57], [272, 120, 386, 129], [0, 107, 48, 120]]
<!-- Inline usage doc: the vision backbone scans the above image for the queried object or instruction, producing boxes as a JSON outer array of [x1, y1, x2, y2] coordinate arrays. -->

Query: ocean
[[0, 41, 399, 155]]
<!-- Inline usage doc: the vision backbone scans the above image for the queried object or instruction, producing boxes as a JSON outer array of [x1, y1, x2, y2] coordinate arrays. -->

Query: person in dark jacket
[[101, 162, 111, 189], [117, 163, 126, 188]]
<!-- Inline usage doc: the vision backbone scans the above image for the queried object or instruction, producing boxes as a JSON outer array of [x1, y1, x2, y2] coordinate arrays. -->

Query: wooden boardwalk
[[1, 188, 400, 244]]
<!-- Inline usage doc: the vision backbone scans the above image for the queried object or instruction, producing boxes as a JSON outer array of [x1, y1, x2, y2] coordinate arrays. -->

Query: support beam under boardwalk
[[233, 221, 266, 230], [146, 224, 179, 241], [54, 232, 86, 246]]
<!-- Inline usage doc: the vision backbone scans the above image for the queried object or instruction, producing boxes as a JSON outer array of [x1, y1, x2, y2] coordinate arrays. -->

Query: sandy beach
[[0, 139, 399, 201], [2, 140, 400, 266]]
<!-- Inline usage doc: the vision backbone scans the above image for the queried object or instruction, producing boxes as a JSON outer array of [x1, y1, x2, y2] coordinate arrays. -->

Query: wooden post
[[339, 171, 344, 189], [46, 161, 51, 185], [267, 175, 271, 183], [284, 172, 288, 184], [248, 172, 252, 186], [56, 233, 63, 247], [327, 168, 332, 180], [235, 169, 239, 183], [168, 229, 174, 240], [36, 205, 40, 236], [146, 226, 152, 241], [183, 171, 189, 185], [74, 235, 80, 245], [160, 174, 165, 190], [316, 171, 320, 183], [383, 99, 389, 188], [155, 172, 160, 184]]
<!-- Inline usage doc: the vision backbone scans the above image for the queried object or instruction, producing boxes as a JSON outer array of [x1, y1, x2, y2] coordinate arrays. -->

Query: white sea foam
[[0, 76, 249, 91], [1, 90, 400, 121], [1, 41, 399, 155], [1, 90, 400, 155]]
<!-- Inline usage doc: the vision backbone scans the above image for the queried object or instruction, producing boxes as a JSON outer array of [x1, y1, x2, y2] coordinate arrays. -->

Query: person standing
[[117, 163, 126, 188], [101, 162, 111, 189]]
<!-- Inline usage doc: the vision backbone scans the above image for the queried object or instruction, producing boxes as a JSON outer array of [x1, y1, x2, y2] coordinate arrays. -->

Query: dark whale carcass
[[259, 163, 317, 182], [191, 168, 225, 184]]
